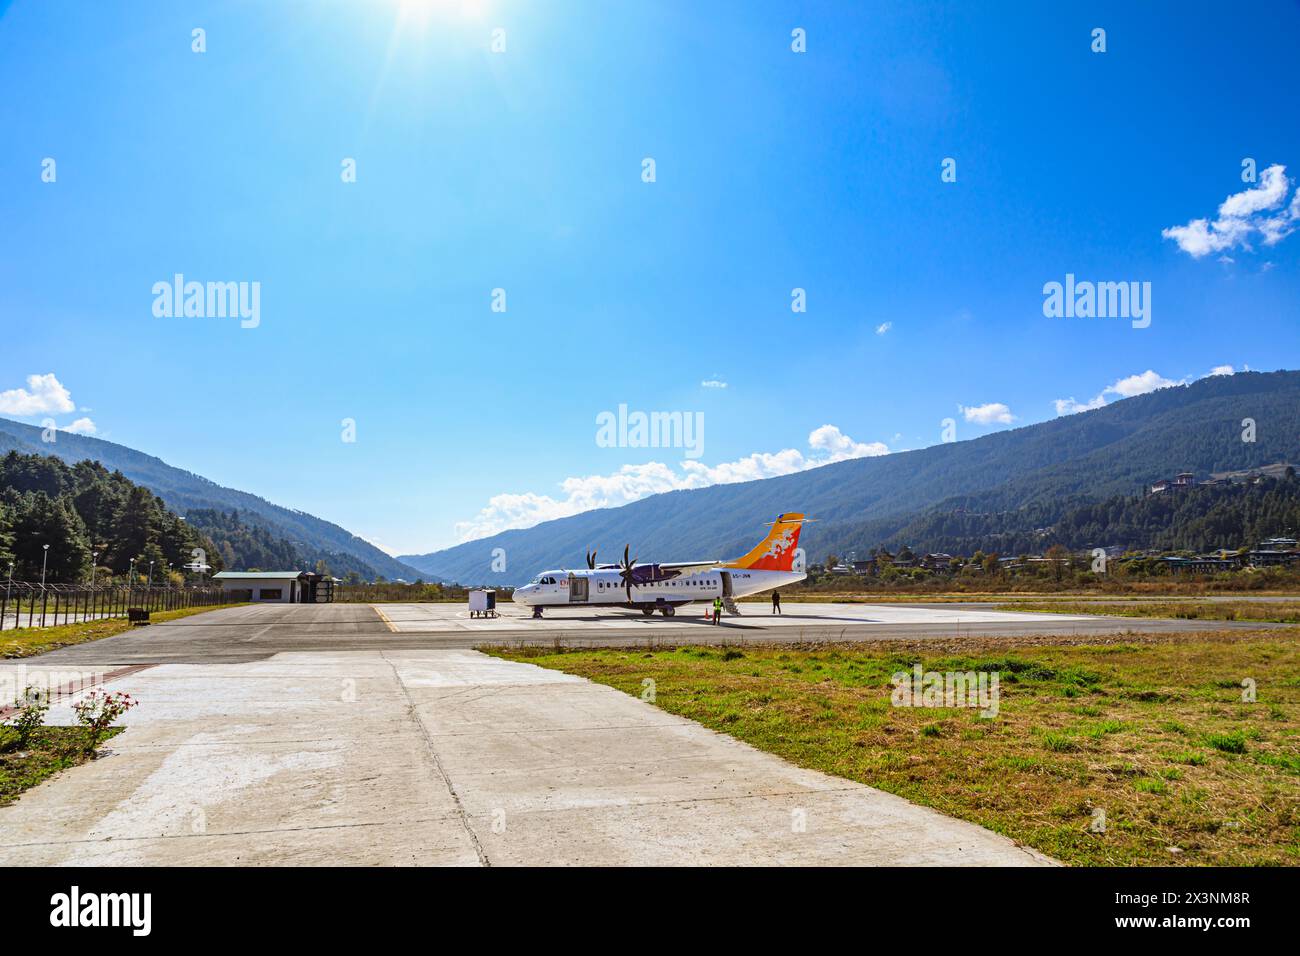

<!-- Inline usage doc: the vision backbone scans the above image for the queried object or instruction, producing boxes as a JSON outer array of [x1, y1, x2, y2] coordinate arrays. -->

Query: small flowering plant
[[71, 690, 137, 752], [5, 686, 49, 750]]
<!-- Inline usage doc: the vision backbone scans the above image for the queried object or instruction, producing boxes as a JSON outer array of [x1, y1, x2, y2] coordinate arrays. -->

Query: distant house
[[1160, 556, 1238, 574], [921, 553, 955, 571], [213, 570, 336, 604], [1150, 471, 1197, 494], [1245, 549, 1300, 568]]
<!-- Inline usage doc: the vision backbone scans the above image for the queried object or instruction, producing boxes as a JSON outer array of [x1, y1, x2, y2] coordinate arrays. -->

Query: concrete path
[[0, 648, 1052, 866]]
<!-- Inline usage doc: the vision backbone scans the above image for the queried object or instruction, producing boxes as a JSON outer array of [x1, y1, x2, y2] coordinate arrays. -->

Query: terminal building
[[212, 571, 337, 604]]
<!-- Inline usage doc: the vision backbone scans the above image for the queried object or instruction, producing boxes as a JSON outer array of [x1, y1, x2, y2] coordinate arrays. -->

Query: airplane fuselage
[[512, 566, 805, 611]]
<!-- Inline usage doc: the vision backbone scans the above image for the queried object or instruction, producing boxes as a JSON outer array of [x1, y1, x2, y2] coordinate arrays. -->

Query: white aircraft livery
[[512, 513, 808, 617]]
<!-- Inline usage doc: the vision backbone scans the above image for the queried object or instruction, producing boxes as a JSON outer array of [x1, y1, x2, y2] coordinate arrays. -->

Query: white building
[[212, 571, 335, 604]]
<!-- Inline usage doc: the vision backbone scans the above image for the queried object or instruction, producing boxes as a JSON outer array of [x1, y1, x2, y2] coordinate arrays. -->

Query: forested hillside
[[183, 508, 393, 580], [0, 418, 428, 582], [860, 473, 1300, 556], [0, 451, 221, 582]]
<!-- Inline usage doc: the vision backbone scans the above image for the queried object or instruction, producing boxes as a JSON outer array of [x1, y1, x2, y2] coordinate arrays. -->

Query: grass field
[[1, 604, 247, 659], [490, 630, 1300, 866]]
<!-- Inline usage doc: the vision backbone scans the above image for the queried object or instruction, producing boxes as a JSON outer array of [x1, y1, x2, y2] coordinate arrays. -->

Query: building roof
[[212, 571, 308, 580]]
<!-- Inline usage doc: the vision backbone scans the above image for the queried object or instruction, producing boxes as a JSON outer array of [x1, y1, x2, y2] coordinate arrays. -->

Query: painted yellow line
[[371, 604, 398, 633]]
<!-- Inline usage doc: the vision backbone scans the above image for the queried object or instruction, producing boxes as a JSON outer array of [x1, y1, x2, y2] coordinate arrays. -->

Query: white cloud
[[0, 373, 76, 416], [1053, 367, 1241, 416], [1105, 369, 1183, 398], [1163, 164, 1299, 257], [1053, 395, 1107, 416], [700, 379, 727, 389], [453, 425, 889, 542], [61, 417, 97, 435], [959, 402, 1015, 425], [808, 423, 889, 460], [875, 322, 892, 335]]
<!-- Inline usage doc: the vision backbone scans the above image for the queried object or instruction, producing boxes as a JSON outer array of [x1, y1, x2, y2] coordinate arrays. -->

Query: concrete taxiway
[[0, 646, 1054, 866]]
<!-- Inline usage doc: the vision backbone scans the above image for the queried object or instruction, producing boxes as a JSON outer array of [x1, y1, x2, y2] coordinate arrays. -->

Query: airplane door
[[569, 575, 588, 603], [720, 571, 733, 598]]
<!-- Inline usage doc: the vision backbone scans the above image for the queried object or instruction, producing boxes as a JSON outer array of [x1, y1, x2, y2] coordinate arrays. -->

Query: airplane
[[511, 513, 809, 618]]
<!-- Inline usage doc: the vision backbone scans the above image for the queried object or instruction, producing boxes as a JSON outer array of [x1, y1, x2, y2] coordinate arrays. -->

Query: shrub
[[71, 690, 137, 752], [5, 686, 49, 750]]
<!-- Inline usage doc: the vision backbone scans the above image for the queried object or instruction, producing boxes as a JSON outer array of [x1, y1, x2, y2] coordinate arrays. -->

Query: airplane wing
[[657, 560, 721, 574]]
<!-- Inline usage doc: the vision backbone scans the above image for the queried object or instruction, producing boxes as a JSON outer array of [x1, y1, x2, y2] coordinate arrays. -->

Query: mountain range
[[0, 418, 427, 582], [399, 370, 1300, 584]]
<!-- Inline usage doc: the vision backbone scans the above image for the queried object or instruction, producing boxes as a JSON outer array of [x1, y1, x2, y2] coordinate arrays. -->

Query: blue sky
[[2, 0, 1299, 555]]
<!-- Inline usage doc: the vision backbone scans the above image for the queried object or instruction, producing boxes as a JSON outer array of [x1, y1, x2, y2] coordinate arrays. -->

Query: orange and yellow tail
[[724, 513, 806, 572]]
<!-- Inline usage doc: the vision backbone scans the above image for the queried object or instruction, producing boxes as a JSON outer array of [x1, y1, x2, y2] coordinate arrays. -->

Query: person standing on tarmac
[[772, 590, 782, 614], [712, 594, 723, 625]]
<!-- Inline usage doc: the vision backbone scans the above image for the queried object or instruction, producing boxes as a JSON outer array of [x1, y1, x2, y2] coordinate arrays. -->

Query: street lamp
[[40, 544, 49, 588], [89, 551, 98, 586], [148, 560, 154, 587]]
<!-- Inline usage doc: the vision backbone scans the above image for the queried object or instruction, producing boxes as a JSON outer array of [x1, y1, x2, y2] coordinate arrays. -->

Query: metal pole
[[2, 562, 11, 633]]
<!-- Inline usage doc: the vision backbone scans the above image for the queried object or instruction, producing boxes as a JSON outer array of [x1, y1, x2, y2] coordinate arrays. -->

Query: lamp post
[[40, 544, 49, 587], [89, 551, 98, 586], [148, 560, 154, 586]]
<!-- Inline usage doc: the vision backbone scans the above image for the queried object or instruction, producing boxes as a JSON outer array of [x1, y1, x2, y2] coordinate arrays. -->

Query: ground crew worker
[[712, 595, 723, 625], [772, 590, 781, 614]]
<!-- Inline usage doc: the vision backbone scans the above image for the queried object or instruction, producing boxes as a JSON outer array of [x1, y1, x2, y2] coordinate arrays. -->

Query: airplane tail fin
[[724, 513, 806, 572]]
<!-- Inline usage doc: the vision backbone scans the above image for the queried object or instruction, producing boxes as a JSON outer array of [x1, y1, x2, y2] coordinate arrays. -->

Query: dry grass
[[999, 599, 1300, 623], [488, 628, 1300, 866]]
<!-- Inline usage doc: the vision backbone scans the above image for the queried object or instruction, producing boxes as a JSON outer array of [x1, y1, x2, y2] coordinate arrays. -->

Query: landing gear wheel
[[661, 606, 675, 617], [532, 607, 544, 619], [641, 607, 655, 617]]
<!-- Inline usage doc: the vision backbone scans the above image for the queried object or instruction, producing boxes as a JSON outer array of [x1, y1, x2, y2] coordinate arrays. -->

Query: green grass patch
[[488, 629, 1300, 866]]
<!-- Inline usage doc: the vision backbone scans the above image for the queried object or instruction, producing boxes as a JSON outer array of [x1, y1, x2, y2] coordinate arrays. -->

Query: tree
[[109, 485, 160, 574], [1045, 544, 1070, 582], [11, 491, 91, 581]]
